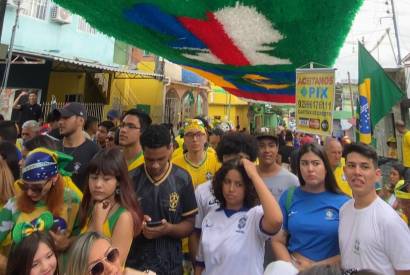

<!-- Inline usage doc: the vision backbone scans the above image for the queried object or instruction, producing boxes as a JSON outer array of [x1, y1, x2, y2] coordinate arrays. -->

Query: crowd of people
[[0, 98, 409, 275]]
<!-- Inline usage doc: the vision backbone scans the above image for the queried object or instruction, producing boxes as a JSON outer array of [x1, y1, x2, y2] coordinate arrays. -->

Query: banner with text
[[295, 68, 335, 136]]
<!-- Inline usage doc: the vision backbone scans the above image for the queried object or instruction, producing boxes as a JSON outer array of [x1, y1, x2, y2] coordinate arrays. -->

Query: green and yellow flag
[[358, 43, 404, 144]]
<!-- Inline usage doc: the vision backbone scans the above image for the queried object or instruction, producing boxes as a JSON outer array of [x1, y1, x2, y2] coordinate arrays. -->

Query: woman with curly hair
[[194, 158, 282, 275]]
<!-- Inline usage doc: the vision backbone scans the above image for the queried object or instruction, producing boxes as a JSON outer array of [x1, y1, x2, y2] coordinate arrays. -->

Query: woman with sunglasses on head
[[268, 143, 349, 274], [73, 148, 143, 266], [6, 211, 59, 275], [66, 232, 155, 275], [194, 158, 283, 275], [18, 135, 83, 199], [0, 147, 81, 257]]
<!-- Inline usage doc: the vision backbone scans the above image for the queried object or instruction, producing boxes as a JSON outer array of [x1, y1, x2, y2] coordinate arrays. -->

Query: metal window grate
[[20, 0, 48, 20], [78, 17, 97, 34]]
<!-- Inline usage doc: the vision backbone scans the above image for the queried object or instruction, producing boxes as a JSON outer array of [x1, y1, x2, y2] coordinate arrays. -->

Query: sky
[[334, 0, 410, 83]]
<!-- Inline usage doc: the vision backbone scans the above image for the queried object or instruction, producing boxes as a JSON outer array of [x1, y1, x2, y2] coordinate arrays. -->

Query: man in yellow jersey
[[324, 137, 352, 197], [172, 119, 220, 188], [119, 108, 152, 175], [395, 120, 410, 169], [172, 119, 220, 273]]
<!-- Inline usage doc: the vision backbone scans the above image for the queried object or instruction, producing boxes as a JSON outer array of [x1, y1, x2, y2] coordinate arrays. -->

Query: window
[[20, 0, 48, 20], [78, 17, 97, 34]]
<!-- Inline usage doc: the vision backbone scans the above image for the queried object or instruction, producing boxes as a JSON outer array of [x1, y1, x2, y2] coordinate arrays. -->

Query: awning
[[10, 49, 163, 79]]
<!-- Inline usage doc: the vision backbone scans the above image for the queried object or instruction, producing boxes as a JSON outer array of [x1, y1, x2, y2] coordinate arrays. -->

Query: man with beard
[[54, 103, 99, 190]]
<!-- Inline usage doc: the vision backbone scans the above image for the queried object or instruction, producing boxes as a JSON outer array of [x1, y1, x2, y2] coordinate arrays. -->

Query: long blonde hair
[[65, 232, 111, 275], [0, 158, 15, 205]]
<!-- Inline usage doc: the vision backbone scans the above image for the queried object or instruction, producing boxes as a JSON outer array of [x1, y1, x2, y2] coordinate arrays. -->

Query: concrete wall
[[2, 4, 115, 64]]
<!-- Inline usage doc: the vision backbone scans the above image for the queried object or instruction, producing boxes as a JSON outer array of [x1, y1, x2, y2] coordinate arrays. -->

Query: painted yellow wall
[[108, 77, 164, 123], [209, 91, 248, 106], [47, 72, 86, 101], [208, 90, 249, 128]]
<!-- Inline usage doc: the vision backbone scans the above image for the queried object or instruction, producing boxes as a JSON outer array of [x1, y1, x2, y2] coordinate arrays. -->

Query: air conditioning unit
[[50, 6, 72, 24], [6, 0, 19, 8]]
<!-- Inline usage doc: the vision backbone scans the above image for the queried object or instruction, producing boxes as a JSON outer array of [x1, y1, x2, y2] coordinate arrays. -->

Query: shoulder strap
[[285, 186, 296, 214], [108, 207, 126, 234]]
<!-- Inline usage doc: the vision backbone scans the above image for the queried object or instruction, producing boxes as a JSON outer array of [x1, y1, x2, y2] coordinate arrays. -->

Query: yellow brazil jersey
[[172, 151, 221, 188], [172, 147, 184, 160], [403, 131, 410, 168], [334, 158, 352, 197], [128, 151, 144, 172], [172, 146, 216, 161]]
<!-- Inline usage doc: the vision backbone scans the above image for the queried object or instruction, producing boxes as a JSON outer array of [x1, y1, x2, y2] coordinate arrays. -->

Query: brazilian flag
[[358, 43, 405, 144]]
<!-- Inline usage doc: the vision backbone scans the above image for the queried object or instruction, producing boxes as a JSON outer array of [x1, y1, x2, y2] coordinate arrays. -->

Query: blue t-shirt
[[279, 187, 349, 261]]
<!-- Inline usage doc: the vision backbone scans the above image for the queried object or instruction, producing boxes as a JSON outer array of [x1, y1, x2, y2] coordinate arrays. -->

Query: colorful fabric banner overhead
[[358, 43, 405, 144], [295, 69, 336, 136], [54, 0, 364, 103]]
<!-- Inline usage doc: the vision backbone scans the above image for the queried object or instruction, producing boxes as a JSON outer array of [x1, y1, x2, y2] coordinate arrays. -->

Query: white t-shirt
[[194, 180, 219, 229], [339, 197, 410, 275], [197, 206, 271, 275]]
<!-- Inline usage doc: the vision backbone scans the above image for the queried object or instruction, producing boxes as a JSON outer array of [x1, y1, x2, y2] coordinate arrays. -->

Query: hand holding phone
[[146, 220, 163, 227]]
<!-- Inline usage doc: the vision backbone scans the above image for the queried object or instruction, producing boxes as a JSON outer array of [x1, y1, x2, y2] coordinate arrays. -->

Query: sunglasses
[[88, 247, 119, 275], [17, 180, 50, 194]]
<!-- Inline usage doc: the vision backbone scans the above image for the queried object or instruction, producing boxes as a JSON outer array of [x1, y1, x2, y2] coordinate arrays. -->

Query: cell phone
[[146, 220, 163, 227]]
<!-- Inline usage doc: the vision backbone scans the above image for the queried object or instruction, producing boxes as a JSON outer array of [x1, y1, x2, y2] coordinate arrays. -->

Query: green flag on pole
[[357, 43, 405, 144]]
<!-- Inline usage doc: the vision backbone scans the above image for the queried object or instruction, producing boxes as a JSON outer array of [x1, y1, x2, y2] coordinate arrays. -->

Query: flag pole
[[347, 71, 356, 142], [390, 0, 402, 65]]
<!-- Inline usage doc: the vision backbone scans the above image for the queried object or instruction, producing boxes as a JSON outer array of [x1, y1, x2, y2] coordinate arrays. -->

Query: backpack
[[284, 186, 296, 245], [285, 185, 297, 215]]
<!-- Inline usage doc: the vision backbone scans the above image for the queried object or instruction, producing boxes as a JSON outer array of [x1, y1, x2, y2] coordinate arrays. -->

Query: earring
[[115, 188, 120, 195]]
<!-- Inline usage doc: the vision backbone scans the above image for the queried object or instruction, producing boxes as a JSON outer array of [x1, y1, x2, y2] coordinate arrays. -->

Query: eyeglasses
[[119, 123, 140, 130], [17, 180, 50, 194], [184, 132, 204, 139], [88, 247, 119, 275]]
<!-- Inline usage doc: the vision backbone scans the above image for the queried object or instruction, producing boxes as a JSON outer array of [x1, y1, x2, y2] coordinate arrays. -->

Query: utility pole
[[390, 0, 402, 65], [0, 0, 7, 42], [1, 0, 21, 94]]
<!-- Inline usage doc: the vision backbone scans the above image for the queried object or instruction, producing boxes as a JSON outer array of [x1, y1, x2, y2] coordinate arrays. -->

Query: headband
[[22, 147, 73, 181], [184, 119, 206, 134]]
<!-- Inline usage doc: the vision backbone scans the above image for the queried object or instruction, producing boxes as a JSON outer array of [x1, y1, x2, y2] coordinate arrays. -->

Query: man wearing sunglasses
[[119, 108, 152, 175], [127, 124, 197, 275]]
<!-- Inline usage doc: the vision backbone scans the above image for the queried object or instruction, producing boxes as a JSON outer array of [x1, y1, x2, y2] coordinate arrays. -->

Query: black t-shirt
[[290, 148, 300, 175], [61, 139, 99, 191], [127, 164, 198, 274], [279, 145, 294, 164], [49, 128, 62, 140], [19, 103, 42, 125]]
